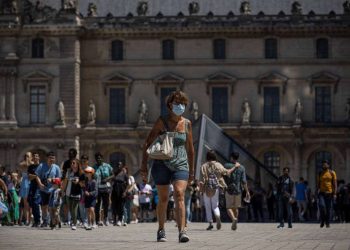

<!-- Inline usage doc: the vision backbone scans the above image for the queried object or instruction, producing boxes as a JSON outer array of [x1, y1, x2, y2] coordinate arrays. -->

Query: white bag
[[147, 132, 174, 160]]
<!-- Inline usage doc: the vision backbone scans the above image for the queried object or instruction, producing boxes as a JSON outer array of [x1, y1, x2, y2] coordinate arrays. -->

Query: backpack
[[205, 162, 219, 197]]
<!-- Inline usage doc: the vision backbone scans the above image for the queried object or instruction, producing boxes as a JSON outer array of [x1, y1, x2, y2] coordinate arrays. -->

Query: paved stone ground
[[0, 222, 350, 250]]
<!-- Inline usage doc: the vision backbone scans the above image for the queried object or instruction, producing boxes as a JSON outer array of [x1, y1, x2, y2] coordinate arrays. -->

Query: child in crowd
[[84, 167, 97, 230], [49, 178, 62, 230]]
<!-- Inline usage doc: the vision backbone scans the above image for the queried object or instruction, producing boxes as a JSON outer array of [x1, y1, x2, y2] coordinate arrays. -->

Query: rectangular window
[[213, 39, 226, 59], [315, 86, 331, 123], [160, 87, 176, 117], [162, 40, 175, 60], [109, 88, 126, 124], [111, 40, 123, 61], [264, 87, 280, 123], [30, 86, 46, 124], [32, 38, 44, 58], [212, 87, 228, 123], [316, 38, 329, 59], [265, 38, 277, 59]]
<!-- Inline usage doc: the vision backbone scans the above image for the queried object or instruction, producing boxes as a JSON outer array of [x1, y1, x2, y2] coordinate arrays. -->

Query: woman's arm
[[140, 118, 163, 181], [185, 120, 195, 183], [0, 178, 7, 195]]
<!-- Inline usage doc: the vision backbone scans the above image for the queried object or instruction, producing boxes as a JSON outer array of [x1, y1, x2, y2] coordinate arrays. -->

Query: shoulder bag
[[147, 116, 175, 160]]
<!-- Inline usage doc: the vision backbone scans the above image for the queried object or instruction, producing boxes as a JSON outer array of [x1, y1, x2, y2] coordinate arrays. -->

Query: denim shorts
[[151, 160, 189, 185]]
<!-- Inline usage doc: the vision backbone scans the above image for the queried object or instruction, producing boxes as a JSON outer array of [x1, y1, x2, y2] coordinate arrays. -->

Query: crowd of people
[[0, 90, 349, 244], [0, 150, 349, 230]]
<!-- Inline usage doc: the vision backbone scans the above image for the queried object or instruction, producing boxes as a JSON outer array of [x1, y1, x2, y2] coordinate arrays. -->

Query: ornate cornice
[[0, 13, 350, 37]]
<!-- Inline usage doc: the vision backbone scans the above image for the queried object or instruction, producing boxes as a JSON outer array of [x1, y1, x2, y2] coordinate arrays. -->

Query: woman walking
[[140, 90, 195, 243], [18, 152, 33, 226], [199, 150, 238, 230], [63, 159, 85, 230]]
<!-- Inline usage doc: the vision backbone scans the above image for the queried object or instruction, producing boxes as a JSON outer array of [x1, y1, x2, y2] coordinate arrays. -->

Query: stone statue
[[137, 1, 148, 16], [62, 0, 77, 10], [87, 99, 96, 125], [344, 0, 350, 14], [291, 1, 302, 15], [138, 99, 148, 126], [189, 2, 200, 15], [346, 98, 350, 122], [294, 98, 302, 124], [240, 1, 251, 15], [190, 101, 199, 121], [57, 100, 65, 125], [1, 0, 18, 14], [241, 98, 251, 125], [87, 2, 97, 17]]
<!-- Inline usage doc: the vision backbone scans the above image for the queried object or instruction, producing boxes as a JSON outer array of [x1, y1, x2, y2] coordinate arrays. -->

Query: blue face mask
[[172, 103, 186, 116]]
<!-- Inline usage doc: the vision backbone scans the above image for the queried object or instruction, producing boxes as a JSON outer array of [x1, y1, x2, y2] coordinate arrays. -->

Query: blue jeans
[[78, 202, 87, 224], [319, 193, 332, 225], [124, 199, 132, 224], [278, 196, 292, 226]]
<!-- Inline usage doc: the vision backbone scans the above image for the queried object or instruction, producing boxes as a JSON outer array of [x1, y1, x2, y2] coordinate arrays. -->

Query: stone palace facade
[[0, 0, 350, 189]]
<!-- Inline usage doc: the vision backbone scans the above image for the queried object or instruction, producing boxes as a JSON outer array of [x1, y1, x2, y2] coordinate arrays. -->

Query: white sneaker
[[71, 225, 77, 230], [104, 220, 109, 226], [116, 221, 122, 226], [92, 224, 98, 229], [123, 222, 127, 227]]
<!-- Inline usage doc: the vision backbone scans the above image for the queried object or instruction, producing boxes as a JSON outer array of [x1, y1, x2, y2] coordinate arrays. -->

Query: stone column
[[0, 75, 6, 120], [293, 142, 302, 178], [346, 148, 350, 183], [8, 72, 17, 122]]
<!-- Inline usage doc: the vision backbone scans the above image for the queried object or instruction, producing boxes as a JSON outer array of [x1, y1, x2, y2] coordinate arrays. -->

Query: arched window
[[162, 39, 174, 60], [111, 40, 124, 61], [265, 38, 277, 59], [110, 152, 126, 169], [213, 39, 226, 59], [315, 151, 332, 174], [264, 151, 280, 175], [32, 38, 44, 58], [316, 38, 329, 59]]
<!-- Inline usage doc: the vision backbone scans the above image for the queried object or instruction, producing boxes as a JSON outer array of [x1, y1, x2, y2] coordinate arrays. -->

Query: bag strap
[[159, 116, 170, 132]]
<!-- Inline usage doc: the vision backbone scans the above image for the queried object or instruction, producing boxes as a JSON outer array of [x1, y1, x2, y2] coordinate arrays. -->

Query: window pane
[[265, 38, 277, 59], [109, 88, 126, 124], [111, 40, 123, 61], [31, 106, 38, 123], [30, 86, 46, 124], [213, 39, 226, 59], [316, 38, 329, 59], [264, 151, 280, 175], [264, 87, 280, 123], [110, 152, 126, 169], [32, 38, 44, 58], [212, 87, 228, 123], [315, 151, 332, 174], [160, 87, 177, 117], [315, 86, 331, 123], [162, 40, 174, 60]]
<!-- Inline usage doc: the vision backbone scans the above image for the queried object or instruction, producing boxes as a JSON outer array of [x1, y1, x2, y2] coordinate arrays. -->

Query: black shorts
[[40, 191, 50, 206], [85, 197, 96, 208]]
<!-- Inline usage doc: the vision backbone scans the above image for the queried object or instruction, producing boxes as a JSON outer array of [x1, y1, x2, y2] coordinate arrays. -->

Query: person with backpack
[[317, 160, 337, 228], [223, 151, 250, 231], [199, 150, 238, 230]]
